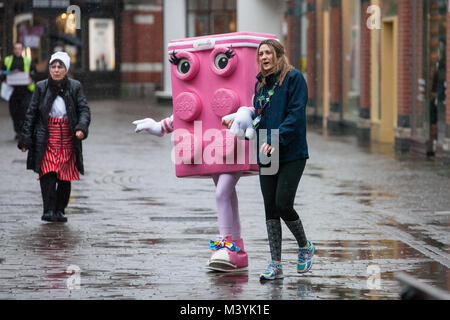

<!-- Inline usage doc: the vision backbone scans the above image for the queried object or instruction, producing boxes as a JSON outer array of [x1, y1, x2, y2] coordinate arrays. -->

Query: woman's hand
[[222, 118, 234, 129], [75, 130, 85, 140], [260, 142, 275, 155]]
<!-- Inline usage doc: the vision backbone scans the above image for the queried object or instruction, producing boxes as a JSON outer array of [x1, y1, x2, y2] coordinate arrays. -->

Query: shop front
[[1, 0, 121, 98], [405, 0, 447, 155]]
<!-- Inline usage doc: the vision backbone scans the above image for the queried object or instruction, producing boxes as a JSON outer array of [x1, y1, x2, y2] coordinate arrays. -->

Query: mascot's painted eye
[[169, 50, 199, 81], [210, 46, 237, 77], [214, 53, 229, 70], [214, 47, 236, 70], [178, 58, 191, 74]]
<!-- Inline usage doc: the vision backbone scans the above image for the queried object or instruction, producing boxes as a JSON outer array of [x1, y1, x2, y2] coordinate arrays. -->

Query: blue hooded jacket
[[253, 69, 309, 165]]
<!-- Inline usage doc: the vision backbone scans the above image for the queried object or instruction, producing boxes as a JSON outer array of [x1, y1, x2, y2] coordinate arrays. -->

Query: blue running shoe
[[297, 240, 315, 274], [260, 261, 284, 280]]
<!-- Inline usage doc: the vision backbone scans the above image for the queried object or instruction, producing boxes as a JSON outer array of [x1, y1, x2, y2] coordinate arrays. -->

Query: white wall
[[157, 0, 186, 98], [237, 0, 285, 42], [158, 0, 285, 96]]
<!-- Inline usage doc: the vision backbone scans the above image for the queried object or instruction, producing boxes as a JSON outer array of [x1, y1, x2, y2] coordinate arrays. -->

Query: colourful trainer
[[260, 261, 284, 280], [297, 240, 315, 274]]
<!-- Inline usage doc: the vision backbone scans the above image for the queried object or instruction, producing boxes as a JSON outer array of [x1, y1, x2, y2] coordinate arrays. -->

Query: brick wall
[[397, 0, 412, 124], [306, 0, 316, 109], [447, 5, 450, 139], [357, 0, 371, 141], [329, 0, 342, 127], [285, 0, 295, 65], [360, 0, 370, 112], [120, 2, 163, 96], [329, 0, 341, 108]]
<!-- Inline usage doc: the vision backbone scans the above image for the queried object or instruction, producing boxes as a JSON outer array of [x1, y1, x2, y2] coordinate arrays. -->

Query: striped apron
[[39, 116, 79, 181]]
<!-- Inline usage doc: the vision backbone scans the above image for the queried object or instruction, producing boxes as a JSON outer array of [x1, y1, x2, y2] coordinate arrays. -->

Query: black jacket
[[253, 69, 309, 165], [18, 78, 91, 175]]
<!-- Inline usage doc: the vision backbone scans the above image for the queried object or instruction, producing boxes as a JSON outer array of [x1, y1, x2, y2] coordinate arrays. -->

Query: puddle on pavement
[[376, 221, 448, 251], [183, 227, 217, 235], [333, 191, 396, 198], [11, 159, 26, 164], [66, 206, 96, 215], [304, 173, 324, 179], [69, 195, 89, 200], [122, 187, 140, 192], [187, 207, 215, 213], [150, 216, 217, 222], [331, 181, 397, 207], [311, 239, 449, 295], [5, 227, 448, 299], [304, 164, 326, 179], [111, 196, 166, 206]]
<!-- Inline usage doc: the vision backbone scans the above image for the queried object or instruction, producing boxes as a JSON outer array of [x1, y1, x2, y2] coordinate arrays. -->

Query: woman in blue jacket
[[225, 39, 314, 280]]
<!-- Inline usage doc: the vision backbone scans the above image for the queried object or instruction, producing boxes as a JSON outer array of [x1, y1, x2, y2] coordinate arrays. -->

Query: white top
[[49, 96, 67, 118]]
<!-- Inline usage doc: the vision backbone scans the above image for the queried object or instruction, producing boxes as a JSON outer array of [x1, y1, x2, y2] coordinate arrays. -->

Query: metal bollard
[[396, 272, 450, 300]]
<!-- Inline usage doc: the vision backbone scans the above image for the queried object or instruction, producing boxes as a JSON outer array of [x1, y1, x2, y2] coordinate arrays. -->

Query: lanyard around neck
[[257, 81, 278, 114], [252, 82, 278, 130]]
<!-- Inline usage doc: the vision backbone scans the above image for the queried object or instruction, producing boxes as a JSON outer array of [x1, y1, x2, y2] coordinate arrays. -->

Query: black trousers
[[9, 89, 31, 136], [40, 172, 71, 213], [259, 159, 307, 221]]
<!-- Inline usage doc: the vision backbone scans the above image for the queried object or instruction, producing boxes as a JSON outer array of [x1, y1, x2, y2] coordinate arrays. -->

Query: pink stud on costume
[[133, 32, 277, 272]]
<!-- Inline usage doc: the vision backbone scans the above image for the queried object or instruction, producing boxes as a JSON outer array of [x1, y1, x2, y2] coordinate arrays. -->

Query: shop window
[[314, 0, 331, 120], [54, 11, 82, 71], [300, 0, 308, 75], [89, 18, 115, 71], [0, 2, 4, 60], [14, 13, 51, 73], [413, 0, 446, 144], [186, 0, 236, 37], [381, 0, 397, 19], [13, 4, 82, 73], [341, 0, 360, 123]]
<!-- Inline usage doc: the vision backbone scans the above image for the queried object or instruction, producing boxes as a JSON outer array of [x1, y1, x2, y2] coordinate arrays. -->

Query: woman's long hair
[[256, 39, 294, 92]]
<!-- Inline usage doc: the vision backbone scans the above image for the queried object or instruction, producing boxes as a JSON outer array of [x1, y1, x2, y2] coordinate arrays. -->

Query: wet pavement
[[0, 98, 449, 300]]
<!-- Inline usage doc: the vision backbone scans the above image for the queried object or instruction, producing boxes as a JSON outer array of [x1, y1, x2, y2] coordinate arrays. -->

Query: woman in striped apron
[[19, 52, 91, 223]]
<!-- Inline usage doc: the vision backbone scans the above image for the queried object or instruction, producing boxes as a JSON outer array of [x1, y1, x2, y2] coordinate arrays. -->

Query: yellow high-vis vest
[[4, 55, 35, 92]]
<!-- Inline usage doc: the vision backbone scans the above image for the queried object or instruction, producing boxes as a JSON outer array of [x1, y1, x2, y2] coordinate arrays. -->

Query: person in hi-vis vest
[[1, 42, 36, 140]]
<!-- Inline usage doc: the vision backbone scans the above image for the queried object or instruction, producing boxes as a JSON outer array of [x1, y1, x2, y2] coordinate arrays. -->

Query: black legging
[[40, 172, 71, 213], [259, 159, 307, 221]]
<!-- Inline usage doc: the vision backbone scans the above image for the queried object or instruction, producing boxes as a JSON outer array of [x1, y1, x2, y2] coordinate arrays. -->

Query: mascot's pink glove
[[133, 115, 174, 136], [222, 106, 256, 140]]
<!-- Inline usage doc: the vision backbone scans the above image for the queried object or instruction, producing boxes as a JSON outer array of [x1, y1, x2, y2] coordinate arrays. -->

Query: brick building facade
[[120, 1, 163, 97], [0, 0, 164, 98], [1, 0, 449, 159], [286, 0, 450, 160]]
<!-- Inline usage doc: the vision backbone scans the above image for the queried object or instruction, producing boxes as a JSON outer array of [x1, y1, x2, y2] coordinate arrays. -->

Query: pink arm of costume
[[161, 114, 174, 134]]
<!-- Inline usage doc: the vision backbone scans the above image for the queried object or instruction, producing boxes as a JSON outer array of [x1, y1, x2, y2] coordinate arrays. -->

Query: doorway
[[375, 18, 398, 143]]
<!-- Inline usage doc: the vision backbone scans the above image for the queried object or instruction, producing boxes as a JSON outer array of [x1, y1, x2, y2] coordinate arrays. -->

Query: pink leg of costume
[[208, 172, 248, 271], [212, 172, 241, 239]]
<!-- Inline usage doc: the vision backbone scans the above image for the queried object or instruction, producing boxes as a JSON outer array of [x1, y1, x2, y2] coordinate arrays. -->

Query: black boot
[[54, 211, 68, 223], [55, 180, 70, 223], [41, 210, 55, 222]]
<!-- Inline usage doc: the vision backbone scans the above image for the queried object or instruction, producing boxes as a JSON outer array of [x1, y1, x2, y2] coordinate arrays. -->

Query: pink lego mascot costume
[[133, 32, 277, 272]]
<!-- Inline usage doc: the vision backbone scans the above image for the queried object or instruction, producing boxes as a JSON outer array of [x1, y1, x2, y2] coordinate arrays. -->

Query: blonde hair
[[256, 39, 294, 92]]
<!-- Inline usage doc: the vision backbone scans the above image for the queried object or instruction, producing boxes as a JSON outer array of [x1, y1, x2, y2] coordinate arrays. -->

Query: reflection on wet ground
[[0, 99, 449, 299]]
